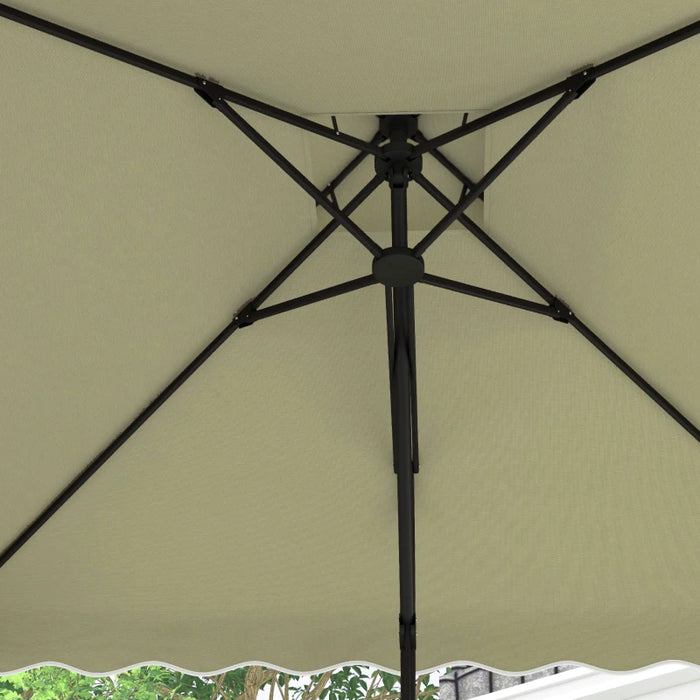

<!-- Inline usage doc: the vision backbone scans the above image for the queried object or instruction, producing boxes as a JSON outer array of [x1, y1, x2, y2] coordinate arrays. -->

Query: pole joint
[[375, 115, 423, 187], [567, 66, 596, 98], [389, 169, 411, 190], [399, 615, 417, 651]]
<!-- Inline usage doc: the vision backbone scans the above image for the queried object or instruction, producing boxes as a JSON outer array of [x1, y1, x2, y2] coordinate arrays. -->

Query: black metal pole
[[203, 96, 383, 257], [412, 173, 556, 304], [395, 333, 417, 700], [412, 20, 700, 155], [421, 273, 557, 317], [0, 3, 382, 155], [414, 86, 587, 256], [384, 179, 418, 700], [0, 317, 241, 569]]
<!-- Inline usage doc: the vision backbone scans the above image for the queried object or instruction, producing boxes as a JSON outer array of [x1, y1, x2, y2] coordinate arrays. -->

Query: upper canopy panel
[[5, 1, 700, 114]]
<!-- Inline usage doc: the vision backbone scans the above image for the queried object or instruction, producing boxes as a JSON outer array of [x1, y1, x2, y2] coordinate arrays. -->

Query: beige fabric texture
[[1, 0, 699, 676]]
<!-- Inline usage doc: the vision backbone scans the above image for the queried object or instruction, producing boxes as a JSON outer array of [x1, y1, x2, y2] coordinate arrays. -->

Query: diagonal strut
[[0, 3, 383, 155], [198, 91, 383, 257], [415, 176, 700, 442], [414, 79, 593, 256], [0, 152, 383, 569]]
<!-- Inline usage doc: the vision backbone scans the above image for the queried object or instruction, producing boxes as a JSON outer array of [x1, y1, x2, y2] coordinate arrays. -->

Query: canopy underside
[[1, 0, 698, 676]]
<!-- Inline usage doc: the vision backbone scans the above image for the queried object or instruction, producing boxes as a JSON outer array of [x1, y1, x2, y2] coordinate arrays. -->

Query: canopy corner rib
[[0, 317, 242, 570], [1, 7, 698, 694], [0, 2, 382, 155], [563, 309, 700, 442], [412, 19, 700, 155]]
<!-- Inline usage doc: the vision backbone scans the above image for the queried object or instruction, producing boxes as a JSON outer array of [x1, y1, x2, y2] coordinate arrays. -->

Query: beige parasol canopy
[[0, 0, 698, 685]]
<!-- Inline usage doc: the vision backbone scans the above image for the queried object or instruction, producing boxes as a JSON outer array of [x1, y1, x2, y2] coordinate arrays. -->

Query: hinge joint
[[233, 298, 257, 328], [568, 66, 596, 98], [551, 297, 574, 323], [194, 75, 226, 107]]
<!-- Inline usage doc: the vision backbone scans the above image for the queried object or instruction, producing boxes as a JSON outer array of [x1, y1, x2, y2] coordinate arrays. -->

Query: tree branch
[[301, 670, 333, 700], [236, 666, 279, 700], [362, 670, 380, 700], [155, 684, 191, 700], [211, 673, 226, 700], [366, 677, 438, 700]]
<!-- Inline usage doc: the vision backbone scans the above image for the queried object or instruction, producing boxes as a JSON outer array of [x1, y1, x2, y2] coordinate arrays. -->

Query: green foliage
[[0, 663, 446, 700], [0, 667, 95, 700], [377, 671, 397, 695]]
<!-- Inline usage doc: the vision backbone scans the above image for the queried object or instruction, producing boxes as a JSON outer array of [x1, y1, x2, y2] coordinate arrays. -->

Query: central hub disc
[[372, 247, 424, 287]]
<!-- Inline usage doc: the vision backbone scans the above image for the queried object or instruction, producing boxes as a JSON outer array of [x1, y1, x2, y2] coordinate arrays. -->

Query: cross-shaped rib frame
[[0, 7, 698, 700]]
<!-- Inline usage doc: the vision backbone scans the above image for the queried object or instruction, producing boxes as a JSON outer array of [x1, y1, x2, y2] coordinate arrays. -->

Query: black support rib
[[568, 314, 700, 442], [2, 9, 698, 695], [206, 97, 383, 258], [414, 86, 586, 256], [320, 132, 385, 204], [421, 274, 557, 317], [0, 318, 241, 569], [413, 173, 556, 303], [0, 271, 379, 570], [251, 175, 385, 309], [0, 3, 381, 155], [413, 130, 483, 202], [588, 20, 700, 79], [412, 20, 700, 155], [414, 168, 699, 441], [417, 172, 699, 441], [247, 276, 377, 323]]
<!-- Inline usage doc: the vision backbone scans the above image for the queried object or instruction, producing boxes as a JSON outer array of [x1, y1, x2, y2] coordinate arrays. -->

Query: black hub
[[375, 115, 423, 186], [372, 247, 424, 287]]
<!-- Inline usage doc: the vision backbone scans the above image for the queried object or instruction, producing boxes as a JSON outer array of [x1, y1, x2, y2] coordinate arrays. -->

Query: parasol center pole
[[378, 114, 422, 700]]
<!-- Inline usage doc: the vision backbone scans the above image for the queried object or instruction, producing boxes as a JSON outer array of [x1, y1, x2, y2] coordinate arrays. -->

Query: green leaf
[[379, 671, 398, 692]]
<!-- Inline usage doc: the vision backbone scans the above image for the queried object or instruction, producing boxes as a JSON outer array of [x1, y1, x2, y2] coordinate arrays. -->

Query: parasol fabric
[[1, 0, 698, 691]]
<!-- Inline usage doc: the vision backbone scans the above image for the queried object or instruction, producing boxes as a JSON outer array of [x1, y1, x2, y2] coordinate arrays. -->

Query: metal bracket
[[375, 115, 423, 187], [551, 297, 574, 323], [326, 184, 340, 210], [568, 66, 596, 98], [194, 75, 226, 106], [233, 298, 257, 327]]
